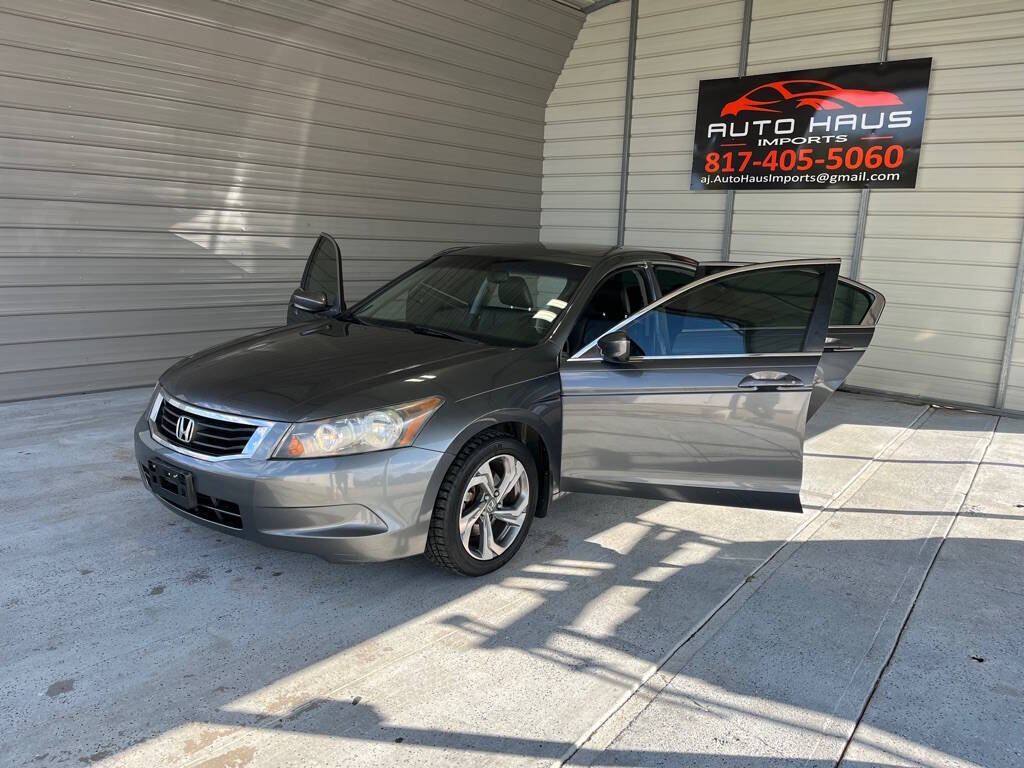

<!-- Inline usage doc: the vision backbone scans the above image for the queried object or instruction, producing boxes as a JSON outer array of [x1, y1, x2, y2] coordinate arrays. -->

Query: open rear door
[[808, 276, 885, 418], [559, 259, 839, 512], [286, 233, 344, 324]]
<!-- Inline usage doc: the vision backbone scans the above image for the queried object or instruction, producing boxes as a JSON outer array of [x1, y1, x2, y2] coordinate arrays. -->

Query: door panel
[[560, 355, 819, 511], [809, 326, 876, 418], [559, 259, 840, 511], [287, 233, 343, 324]]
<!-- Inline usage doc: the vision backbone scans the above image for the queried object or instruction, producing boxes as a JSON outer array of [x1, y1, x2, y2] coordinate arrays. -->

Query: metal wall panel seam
[[0, 148, 545, 195], [849, 0, 893, 282], [123, 0, 564, 84], [0, 38, 555, 132], [615, 0, 639, 246], [0, 80, 545, 164], [408, 0, 581, 46], [3, 4, 552, 108], [995, 223, 1024, 407], [307, 0, 579, 58], [720, 0, 753, 262]]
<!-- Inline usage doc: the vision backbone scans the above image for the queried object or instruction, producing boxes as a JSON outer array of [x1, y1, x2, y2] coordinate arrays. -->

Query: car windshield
[[349, 252, 587, 347]]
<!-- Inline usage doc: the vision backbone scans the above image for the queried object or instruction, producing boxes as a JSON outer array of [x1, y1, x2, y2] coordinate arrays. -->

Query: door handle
[[824, 336, 854, 351], [737, 370, 804, 389]]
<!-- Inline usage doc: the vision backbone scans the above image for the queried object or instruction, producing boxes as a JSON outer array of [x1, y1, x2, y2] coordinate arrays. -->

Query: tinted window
[[654, 265, 695, 296], [620, 266, 824, 357], [351, 253, 585, 347], [568, 269, 647, 353], [830, 282, 872, 325], [302, 237, 339, 306]]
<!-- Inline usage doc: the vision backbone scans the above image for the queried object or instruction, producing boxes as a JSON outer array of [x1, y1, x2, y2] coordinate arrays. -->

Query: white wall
[[541, 0, 1024, 411], [0, 0, 583, 401]]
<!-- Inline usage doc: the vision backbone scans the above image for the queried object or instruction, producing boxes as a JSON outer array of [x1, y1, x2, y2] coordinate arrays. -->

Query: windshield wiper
[[407, 325, 482, 344]]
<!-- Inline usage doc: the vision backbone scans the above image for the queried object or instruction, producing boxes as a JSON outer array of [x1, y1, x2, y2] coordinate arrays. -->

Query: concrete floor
[[1, 389, 1022, 768]]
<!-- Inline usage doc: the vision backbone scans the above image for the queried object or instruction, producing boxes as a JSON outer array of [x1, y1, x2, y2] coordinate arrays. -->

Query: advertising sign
[[690, 58, 932, 191]]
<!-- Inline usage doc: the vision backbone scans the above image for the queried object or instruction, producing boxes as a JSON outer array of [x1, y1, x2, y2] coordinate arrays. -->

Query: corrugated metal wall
[[730, 0, 880, 273], [857, 0, 1024, 408], [626, 0, 742, 259], [540, 0, 1024, 411], [541, 0, 631, 243], [0, 0, 583, 401]]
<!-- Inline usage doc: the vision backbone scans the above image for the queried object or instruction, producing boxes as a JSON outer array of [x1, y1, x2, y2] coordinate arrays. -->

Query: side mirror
[[597, 330, 632, 364], [290, 288, 329, 313]]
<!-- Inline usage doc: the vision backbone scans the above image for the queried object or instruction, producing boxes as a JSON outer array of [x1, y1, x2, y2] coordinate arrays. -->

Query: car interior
[[567, 268, 648, 353]]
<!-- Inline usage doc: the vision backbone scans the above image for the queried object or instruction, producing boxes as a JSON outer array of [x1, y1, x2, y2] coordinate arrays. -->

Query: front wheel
[[425, 430, 538, 576]]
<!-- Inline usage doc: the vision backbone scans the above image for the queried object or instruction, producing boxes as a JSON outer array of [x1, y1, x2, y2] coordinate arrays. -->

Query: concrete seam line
[[554, 404, 932, 767], [833, 415, 1001, 766], [808, 418, 992, 760]]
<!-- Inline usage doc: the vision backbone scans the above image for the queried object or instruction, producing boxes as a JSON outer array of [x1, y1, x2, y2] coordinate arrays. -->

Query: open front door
[[559, 259, 840, 512], [287, 233, 344, 324]]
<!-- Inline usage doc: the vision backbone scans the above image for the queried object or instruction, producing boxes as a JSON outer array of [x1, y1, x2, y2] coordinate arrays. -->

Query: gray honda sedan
[[135, 237, 883, 575]]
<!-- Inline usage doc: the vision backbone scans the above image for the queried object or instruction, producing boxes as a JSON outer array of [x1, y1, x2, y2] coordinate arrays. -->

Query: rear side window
[[653, 265, 695, 296], [302, 237, 339, 307], [618, 266, 825, 357], [830, 282, 873, 325]]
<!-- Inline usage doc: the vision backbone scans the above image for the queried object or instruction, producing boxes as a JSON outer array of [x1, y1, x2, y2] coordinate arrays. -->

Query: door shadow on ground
[[40, 522, 1019, 768]]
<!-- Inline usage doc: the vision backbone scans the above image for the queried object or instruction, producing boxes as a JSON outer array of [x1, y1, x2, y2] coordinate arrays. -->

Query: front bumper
[[134, 414, 451, 562]]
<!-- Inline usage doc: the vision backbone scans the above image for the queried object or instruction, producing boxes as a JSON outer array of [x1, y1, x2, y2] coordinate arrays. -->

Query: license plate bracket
[[142, 458, 197, 511]]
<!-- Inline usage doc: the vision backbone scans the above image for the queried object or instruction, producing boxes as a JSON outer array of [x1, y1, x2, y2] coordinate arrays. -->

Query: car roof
[[446, 242, 692, 269]]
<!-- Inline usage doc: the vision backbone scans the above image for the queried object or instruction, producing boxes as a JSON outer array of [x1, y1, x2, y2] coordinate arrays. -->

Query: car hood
[[160, 320, 531, 423]]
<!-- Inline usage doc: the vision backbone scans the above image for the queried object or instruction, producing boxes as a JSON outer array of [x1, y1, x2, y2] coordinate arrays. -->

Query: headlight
[[273, 396, 443, 459]]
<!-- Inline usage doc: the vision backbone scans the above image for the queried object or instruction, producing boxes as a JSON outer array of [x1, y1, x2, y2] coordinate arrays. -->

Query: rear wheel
[[425, 431, 538, 576]]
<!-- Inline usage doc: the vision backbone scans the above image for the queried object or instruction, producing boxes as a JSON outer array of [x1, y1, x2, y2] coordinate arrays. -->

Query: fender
[[443, 400, 562, 518]]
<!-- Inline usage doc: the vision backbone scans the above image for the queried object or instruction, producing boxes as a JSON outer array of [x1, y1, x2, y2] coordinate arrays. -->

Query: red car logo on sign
[[721, 79, 903, 117]]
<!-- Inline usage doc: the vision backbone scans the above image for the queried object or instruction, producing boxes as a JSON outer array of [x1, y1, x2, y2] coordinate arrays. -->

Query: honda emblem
[[175, 415, 196, 443]]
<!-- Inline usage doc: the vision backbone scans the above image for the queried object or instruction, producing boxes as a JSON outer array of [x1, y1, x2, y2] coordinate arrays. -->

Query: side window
[[622, 266, 824, 357], [830, 282, 872, 325], [568, 269, 647, 354], [302, 237, 339, 307], [653, 265, 695, 296]]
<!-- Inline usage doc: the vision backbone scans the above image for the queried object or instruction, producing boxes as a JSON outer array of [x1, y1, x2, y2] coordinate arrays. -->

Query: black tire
[[425, 430, 538, 576]]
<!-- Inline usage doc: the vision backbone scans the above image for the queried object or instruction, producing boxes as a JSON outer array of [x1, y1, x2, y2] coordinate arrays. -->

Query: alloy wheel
[[459, 453, 530, 561]]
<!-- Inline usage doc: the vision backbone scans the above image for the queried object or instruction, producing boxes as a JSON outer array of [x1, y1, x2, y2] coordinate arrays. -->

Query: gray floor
[[1, 390, 1021, 768]]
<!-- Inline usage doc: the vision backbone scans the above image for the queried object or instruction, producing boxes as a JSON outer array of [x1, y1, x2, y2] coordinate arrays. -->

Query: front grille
[[156, 399, 257, 457]]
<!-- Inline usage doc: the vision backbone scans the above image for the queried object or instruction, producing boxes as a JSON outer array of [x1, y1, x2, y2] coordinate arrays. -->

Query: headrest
[[498, 276, 532, 309]]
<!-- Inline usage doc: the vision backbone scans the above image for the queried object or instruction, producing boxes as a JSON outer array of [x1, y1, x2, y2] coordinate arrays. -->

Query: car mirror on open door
[[288, 233, 344, 324], [598, 331, 633, 363], [290, 288, 329, 313]]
